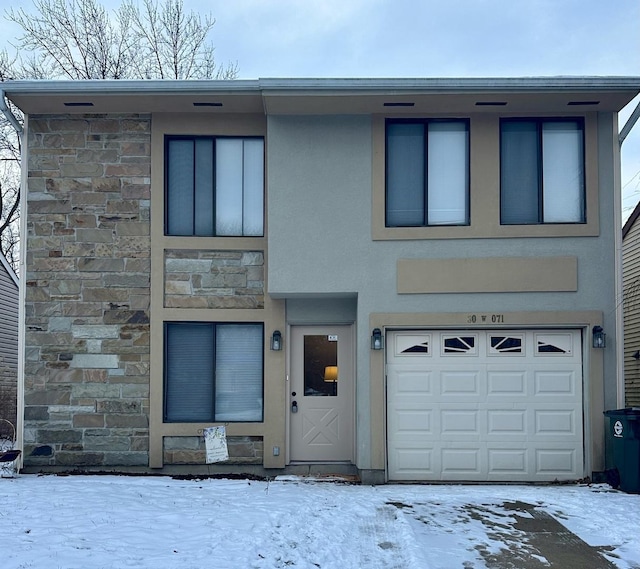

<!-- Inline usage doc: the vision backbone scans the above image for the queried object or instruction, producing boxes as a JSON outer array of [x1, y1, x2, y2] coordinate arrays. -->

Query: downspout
[[0, 89, 23, 138], [617, 97, 640, 408], [1, 89, 25, 469]]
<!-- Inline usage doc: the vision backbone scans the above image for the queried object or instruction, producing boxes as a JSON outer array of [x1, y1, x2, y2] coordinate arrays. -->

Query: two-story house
[[3, 77, 639, 483]]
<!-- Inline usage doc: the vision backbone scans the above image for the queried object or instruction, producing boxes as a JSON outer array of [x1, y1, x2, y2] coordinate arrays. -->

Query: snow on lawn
[[0, 475, 639, 569]]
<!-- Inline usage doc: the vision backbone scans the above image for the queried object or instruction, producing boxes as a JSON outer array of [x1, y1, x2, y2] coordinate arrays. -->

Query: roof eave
[[4, 76, 640, 115], [3, 76, 640, 97]]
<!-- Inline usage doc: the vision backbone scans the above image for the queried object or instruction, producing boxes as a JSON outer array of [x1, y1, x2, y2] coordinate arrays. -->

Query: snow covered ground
[[1, 474, 639, 568]]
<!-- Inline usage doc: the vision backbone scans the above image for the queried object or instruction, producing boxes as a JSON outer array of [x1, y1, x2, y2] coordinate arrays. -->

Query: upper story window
[[500, 119, 585, 225], [385, 119, 469, 227], [165, 136, 264, 236]]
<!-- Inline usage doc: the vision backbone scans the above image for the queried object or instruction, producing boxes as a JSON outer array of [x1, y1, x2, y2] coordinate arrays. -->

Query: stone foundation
[[163, 435, 263, 465]]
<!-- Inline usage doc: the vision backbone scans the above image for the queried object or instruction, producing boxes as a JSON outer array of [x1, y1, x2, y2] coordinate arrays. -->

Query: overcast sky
[[2, 0, 640, 216]]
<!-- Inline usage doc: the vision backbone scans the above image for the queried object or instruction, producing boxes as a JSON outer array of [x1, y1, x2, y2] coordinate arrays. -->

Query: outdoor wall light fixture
[[592, 326, 606, 349], [371, 328, 384, 350], [271, 330, 282, 351]]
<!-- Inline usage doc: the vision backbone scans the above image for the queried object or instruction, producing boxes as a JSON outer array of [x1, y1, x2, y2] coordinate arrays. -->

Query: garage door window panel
[[535, 333, 573, 355], [489, 335, 524, 355], [395, 334, 432, 356], [442, 335, 477, 355]]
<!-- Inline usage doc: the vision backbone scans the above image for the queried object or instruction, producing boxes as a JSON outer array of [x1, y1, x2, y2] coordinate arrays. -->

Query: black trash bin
[[603, 408, 640, 493]]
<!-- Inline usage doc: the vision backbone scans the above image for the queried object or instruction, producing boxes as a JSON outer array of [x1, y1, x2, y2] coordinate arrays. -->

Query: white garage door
[[387, 330, 584, 482]]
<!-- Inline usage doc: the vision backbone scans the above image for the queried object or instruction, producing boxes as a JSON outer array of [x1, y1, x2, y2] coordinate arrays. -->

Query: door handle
[[291, 400, 298, 413]]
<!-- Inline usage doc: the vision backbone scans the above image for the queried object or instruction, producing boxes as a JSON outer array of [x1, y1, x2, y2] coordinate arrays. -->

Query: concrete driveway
[[387, 496, 619, 568]]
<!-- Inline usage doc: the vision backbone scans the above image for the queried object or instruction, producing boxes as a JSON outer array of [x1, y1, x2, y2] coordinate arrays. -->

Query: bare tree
[[123, 0, 238, 80], [0, 50, 22, 268], [6, 0, 237, 80], [0, 0, 238, 266], [0, 161, 20, 270], [7, 0, 131, 79]]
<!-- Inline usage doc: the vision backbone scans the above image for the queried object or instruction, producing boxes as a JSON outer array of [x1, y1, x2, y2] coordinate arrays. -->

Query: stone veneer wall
[[164, 250, 264, 309], [164, 436, 263, 465], [24, 114, 151, 467]]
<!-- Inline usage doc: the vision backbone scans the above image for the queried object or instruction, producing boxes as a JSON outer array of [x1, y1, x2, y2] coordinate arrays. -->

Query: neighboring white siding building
[[0, 252, 18, 424], [623, 202, 640, 407]]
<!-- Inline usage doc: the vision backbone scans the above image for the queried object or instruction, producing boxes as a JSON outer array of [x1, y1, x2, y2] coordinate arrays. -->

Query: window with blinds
[[164, 322, 264, 422], [165, 136, 264, 237], [385, 119, 469, 227], [500, 119, 585, 225]]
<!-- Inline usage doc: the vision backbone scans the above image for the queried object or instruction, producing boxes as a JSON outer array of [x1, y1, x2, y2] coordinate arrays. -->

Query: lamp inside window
[[323, 366, 338, 396], [323, 366, 338, 383]]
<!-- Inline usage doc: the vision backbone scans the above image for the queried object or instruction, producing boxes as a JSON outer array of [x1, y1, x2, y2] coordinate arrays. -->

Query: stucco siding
[[268, 111, 619, 473], [267, 114, 373, 296], [268, 114, 618, 322]]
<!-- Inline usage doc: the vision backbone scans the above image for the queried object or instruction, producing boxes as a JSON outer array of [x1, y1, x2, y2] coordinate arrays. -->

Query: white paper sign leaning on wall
[[203, 426, 229, 464]]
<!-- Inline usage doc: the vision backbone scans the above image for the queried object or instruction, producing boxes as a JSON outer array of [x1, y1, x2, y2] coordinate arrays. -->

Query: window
[[489, 335, 524, 355], [386, 119, 469, 227], [164, 322, 264, 422], [442, 335, 477, 355], [166, 136, 264, 236], [535, 333, 573, 355], [501, 119, 585, 224]]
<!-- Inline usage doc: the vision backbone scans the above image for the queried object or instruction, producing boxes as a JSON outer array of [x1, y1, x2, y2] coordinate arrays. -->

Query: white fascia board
[[258, 76, 640, 93], [3, 76, 640, 97], [1, 79, 261, 97]]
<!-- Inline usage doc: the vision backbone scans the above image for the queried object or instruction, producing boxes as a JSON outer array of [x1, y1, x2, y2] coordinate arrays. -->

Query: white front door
[[289, 325, 354, 462]]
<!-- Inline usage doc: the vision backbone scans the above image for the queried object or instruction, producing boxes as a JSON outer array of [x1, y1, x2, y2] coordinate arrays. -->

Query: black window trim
[[163, 321, 265, 423], [499, 116, 586, 226], [164, 134, 266, 237], [385, 117, 471, 228]]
